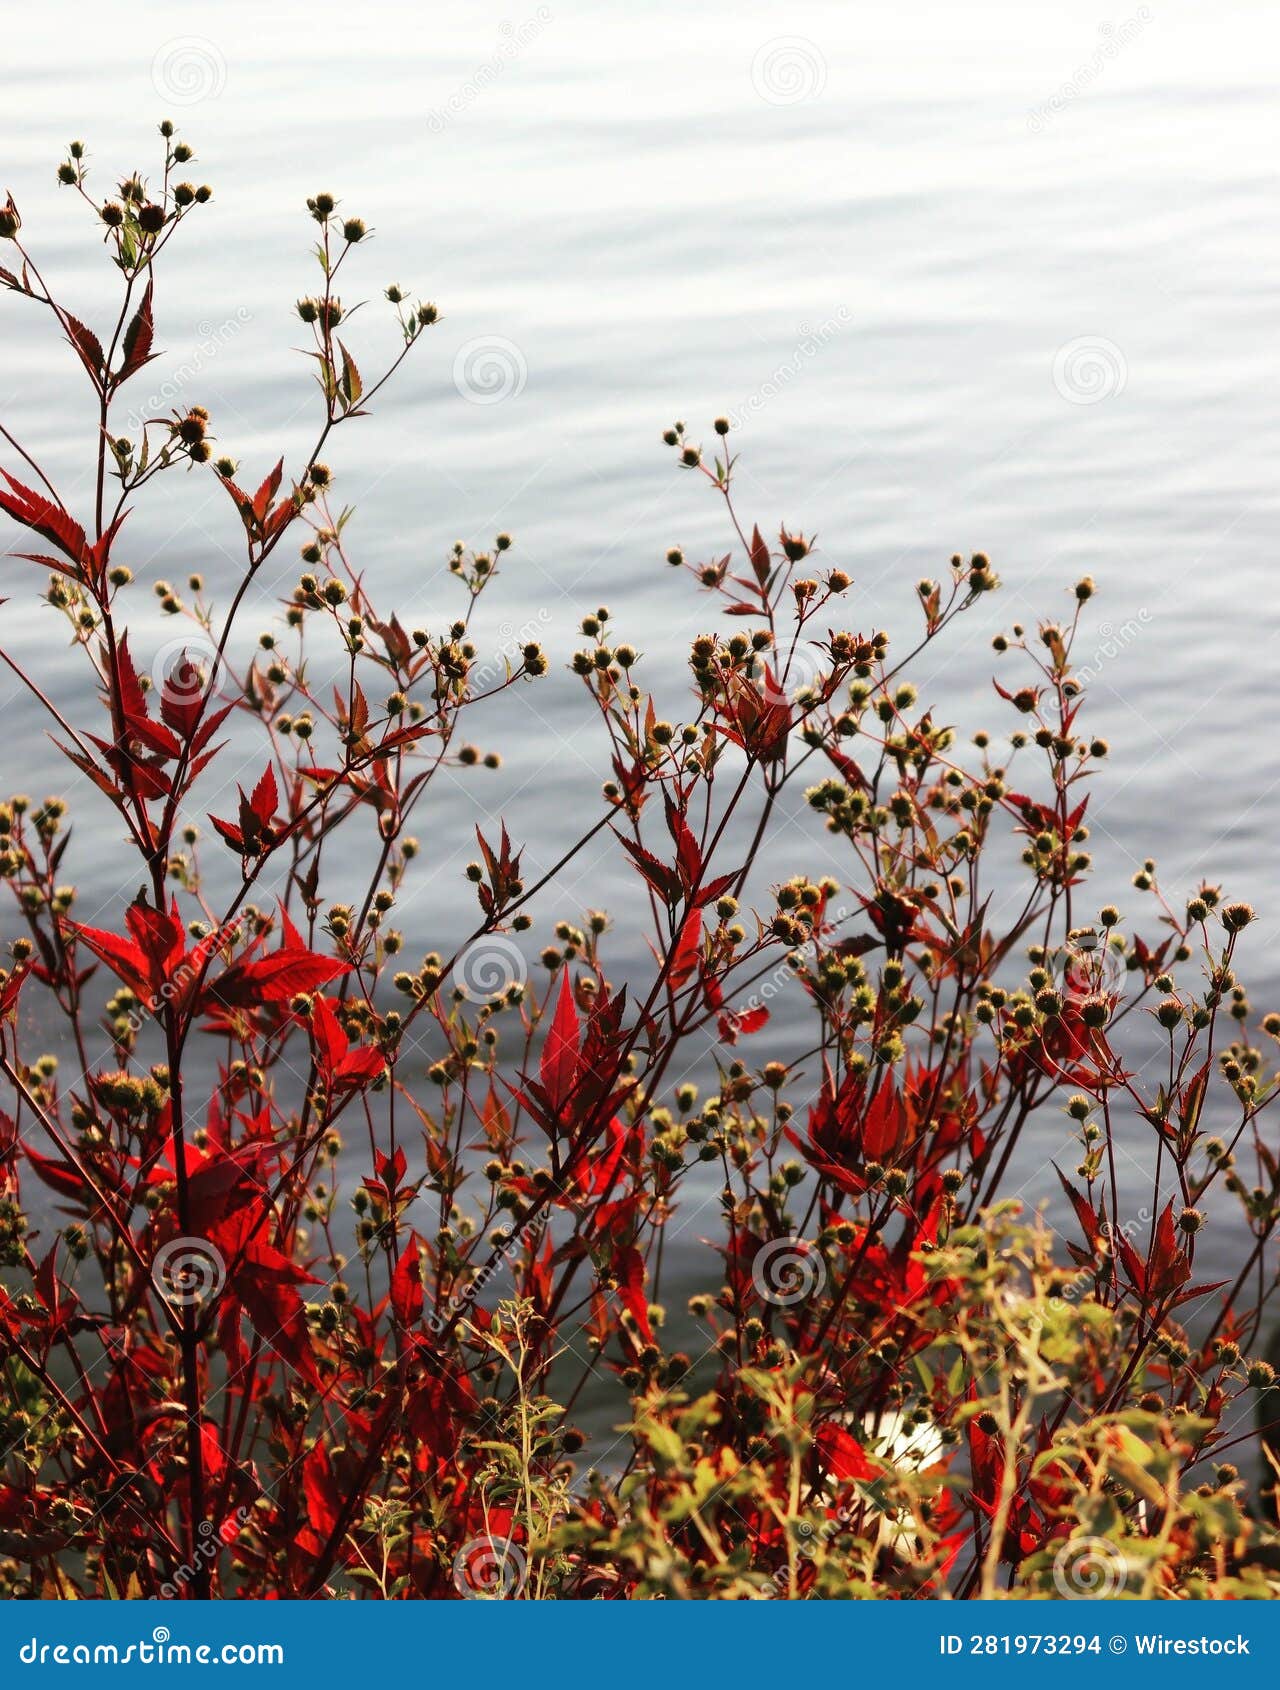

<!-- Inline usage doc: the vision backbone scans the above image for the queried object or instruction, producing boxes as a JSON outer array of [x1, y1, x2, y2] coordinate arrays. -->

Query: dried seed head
[[1222, 901, 1254, 933], [1080, 994, 1110, 1029]]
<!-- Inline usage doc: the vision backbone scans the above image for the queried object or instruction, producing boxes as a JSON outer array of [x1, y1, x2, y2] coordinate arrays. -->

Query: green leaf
[[338, 339, 362, 408]]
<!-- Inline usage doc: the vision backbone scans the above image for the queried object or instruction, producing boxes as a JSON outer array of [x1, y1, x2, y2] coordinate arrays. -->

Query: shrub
[[0, 127, 1278, 1600]]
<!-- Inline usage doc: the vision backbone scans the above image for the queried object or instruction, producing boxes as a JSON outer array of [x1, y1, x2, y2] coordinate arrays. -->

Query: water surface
[[2, 0, 1279, 1378]]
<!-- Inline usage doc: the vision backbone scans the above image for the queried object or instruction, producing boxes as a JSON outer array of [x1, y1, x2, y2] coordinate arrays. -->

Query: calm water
[[3, 2, 1280, 1326]]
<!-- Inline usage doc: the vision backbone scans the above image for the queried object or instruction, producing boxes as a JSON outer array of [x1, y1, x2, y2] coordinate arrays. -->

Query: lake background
[[2, 0, 1279, 1419]]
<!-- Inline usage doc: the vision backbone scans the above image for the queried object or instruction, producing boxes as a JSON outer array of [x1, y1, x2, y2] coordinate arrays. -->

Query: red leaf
[[718, 1003, 769, 1044], [23, 1145, 89, 1202], [309, 994, 348, 1074], [118, 279, 156, 382], [539, 970, 580, 1113], [1178, 1061, 1209, 1142], [663, 790, 701, 890], [208, 948, 350, 1010], [66, 920, 150, 1000], [0, 964, 29, 1020], [615, 831, 680, 903], [299, 1441, 341, 1543], [668, 908, 703, 990], [235, 1239, 322, 1388], [0, 473, 86, 564], [860, 1073, 908, 1162], [309, 995, 385, 1090], [1116, 1231, 1148, 1297], [1054, 1166, 1104, 1254], [125, 896, 186, 987], [63, 313, 105, 388], [250, 763, 278, 827], [390, 1237, 424, 1327], [614, 1244, 653, 1342], [252, 460, 284, 524], [815, 1423, 880, 1484], [210, 815, 246, 852], [968, 1400, 1005, 1506], [748, 522, 771, 587], [1150, 1200, 1191, 1297], [159, 651, 212, 741], [114, 633, 151, 729]]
